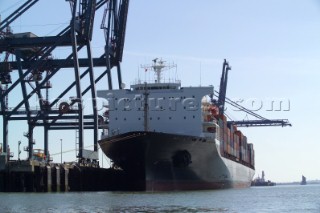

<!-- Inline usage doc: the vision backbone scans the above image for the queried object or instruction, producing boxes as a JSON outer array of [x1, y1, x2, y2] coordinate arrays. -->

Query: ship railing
[[131, 78, 181, 85]]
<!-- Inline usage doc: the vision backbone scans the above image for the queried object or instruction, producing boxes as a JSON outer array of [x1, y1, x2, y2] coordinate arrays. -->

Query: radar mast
[[141, 58, 177, 83]]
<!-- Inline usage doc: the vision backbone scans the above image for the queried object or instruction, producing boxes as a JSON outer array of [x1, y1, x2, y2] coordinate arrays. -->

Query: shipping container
[[248, 143, 254, 167], [230, 131, 234, 148], [218, 114, 227, 123], [234, 134, 240, 158], [234, 130, 243, 139], [252, 150, 255, 167], [232, 124, 237, 132], [220, 139, 224, 156], [243, 136, 247, 147]]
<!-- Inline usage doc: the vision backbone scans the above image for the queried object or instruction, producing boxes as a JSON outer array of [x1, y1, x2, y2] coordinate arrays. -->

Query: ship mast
[[141, 58, 177, 83], [152, 58, 165, 83]]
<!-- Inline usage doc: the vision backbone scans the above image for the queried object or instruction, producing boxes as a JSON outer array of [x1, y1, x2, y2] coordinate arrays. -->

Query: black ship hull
[[99, 131, 254, 191]]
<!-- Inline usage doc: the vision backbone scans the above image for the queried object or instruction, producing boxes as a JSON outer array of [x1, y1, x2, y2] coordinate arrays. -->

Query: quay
[[0, 156, 137, 192]]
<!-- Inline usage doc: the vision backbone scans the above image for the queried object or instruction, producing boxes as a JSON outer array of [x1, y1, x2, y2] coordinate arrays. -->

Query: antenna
[[200, 62, 202, 86], [137, 65, 140, 82]]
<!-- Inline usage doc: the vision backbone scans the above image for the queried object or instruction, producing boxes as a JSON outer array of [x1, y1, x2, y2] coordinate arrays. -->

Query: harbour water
[[0, 184, 319, 213]]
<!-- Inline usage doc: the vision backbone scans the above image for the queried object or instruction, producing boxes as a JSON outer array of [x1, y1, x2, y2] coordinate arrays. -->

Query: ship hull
[[99, 131, 255, 191]]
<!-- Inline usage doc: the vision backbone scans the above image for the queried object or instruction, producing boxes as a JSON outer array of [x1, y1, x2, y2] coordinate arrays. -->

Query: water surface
[[0, 184, 319, 212]]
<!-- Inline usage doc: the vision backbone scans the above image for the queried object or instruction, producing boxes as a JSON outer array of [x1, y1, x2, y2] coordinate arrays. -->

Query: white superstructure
[[97, 59, 215, 138]]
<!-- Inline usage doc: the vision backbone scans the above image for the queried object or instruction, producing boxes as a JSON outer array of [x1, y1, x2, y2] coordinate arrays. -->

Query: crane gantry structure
[[0, 0, 289, 165], [0, 0, 130, 162]]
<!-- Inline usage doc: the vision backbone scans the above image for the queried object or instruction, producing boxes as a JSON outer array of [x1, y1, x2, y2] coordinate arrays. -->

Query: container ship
[[98, 59, 255, 191]]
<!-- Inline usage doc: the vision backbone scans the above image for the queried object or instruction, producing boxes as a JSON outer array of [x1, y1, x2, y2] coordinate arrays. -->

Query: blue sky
[[1, 0, 320, 182]]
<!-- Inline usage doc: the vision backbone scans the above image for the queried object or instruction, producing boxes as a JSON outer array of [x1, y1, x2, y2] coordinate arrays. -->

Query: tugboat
[[98, 59, 255, 191], [251, 171, 276, 186]]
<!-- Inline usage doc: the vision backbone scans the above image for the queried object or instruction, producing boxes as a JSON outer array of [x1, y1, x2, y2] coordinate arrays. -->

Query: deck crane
[[214, 59, 291, 128]]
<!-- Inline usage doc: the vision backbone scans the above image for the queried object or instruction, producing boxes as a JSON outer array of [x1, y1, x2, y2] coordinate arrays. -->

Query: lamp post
[[60, 139, 62, 164], [101, 150, 103, 168], [18, 141, 21, 161]]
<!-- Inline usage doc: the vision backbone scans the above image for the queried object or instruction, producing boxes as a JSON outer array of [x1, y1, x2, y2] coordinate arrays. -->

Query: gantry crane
[[0, 0, 130, 162]]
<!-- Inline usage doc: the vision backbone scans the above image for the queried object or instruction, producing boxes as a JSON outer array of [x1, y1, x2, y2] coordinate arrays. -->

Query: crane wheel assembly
[[59, 102, 70, 114]]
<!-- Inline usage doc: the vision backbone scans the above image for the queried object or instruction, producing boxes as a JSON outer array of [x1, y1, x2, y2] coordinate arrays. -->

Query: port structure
[[0, 0, 129, 162]]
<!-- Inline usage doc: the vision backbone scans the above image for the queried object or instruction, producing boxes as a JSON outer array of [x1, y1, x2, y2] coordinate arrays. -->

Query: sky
[[0, 0, 320, 182]]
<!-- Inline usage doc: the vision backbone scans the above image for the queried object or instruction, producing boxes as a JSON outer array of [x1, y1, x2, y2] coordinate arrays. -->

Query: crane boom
[[214, 60, 291, 128], [218, 59, 231, 115], [227, 119, 291, 127]]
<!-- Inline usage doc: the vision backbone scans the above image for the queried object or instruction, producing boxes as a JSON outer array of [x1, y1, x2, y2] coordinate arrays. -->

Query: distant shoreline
[[276, 180, 320, 185]]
